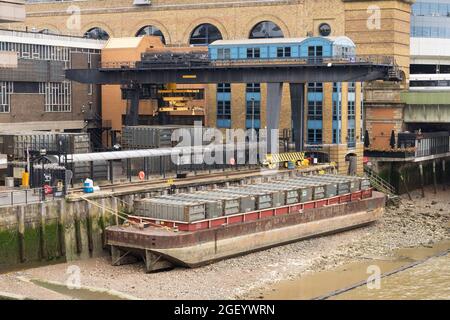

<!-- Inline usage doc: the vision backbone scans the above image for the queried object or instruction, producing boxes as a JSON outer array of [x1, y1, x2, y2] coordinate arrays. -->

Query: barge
[[106, 174, 385, 272]]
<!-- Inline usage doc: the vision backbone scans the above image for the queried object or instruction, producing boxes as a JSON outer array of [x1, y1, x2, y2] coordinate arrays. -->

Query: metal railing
[[364, 165, 397, 198], [99, 55, 397, 70], [0, 186, 65, 207]]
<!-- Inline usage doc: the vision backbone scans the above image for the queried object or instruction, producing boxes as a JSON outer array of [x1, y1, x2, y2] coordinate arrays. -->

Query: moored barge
[[106, 174, 385, 272]]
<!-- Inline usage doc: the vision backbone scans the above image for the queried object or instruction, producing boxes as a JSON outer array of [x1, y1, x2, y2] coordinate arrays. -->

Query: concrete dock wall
[[0, 166, 336, 271]]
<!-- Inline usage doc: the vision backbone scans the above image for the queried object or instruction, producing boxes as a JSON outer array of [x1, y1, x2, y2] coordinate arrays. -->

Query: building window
[[246, 100, 261, 129], [276, 47, 291, 58], [308, 129, 323, 145], [308, 101, 323, 120], [308, 82, 323, 93], [347, 128, 356, 147], [135, 25, 166, 44], [0, 81, 13, 113], [333, 82, 341, 93], [332, 100, 342, 120], [308, 46, 323, 58], [249, 21, 284, 39], [84, 27, 110, 40], [319, 23, 332, 36], [39, 82, 71, 112], [189, 23, 223, 46], [217, 100, 231, 128], [246, 83, 260, 93], [247, 48, 260, 59], [348, 82, 356, 93], [217, 83, 231, 93], [348, 101, 355, 120], [217, 48, 231, 59], [332, 129, 338, 144]]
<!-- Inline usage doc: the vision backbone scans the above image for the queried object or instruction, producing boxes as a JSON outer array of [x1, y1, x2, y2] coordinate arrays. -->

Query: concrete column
[[443, 160, 447, 191], [39, 203, 47, 260], [419, 163, 425, 198], [266, 83, 283, 153], [433, 161, 437, 194], [17, 206, 25, 263], [289, 83, 305, 151]]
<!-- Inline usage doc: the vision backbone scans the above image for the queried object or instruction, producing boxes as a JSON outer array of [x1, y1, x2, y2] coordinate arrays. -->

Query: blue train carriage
[[208, 36, 356, 63]]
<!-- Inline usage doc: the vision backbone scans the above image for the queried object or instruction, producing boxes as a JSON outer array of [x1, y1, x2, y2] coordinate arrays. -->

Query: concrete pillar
[[39, 203, 47, 260], [433, 161, 437, 194], [290, 83, 305, 151], [57, 200, 66, 257], [16, 206, 25, 263], [266, 83, 283, 153], [442, 160, 446, 191], [419, 163, 425, 198]]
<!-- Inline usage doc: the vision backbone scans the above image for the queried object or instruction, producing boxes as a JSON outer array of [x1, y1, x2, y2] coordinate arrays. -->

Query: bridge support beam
[[290, 83, 305, 152], [124, 85, 140, 126], [266, 83, 283, 154]]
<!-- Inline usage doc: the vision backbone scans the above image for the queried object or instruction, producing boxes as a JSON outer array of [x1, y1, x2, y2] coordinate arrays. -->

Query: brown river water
[[255, 240, 450, 300]]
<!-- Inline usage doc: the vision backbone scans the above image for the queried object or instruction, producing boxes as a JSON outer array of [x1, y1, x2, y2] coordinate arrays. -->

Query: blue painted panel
[[217, 119, 231, 128], [231, 47, 239, 59], [239, 47, 246, 59], [217, 92, 231, 101], [269, 46, 277, 58], [260, 46, 269, 58], [246, 92, 261, 101], [246, 119, 261, 129], [210, 48, 218, 60], [307, 92, 323, 101], [307, 120, 323, 130], [348, 92, 356, 101], [291, 46, 299, 58], [348, 119, 356, 129], [332, 120, 341, 129]]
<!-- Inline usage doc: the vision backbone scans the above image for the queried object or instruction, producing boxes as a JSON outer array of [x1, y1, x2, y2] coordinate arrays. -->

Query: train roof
[[209, 36, 355, 47]]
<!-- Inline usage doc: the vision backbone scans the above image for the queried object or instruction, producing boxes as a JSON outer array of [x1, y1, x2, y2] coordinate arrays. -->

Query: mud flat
[[0, 186, 448, 300]]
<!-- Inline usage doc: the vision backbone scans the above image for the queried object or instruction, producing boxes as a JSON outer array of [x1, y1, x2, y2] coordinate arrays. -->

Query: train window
[[135, 25, 166, 44], [218, 48, 231, 59], [277, 47, 291, 58], [190, 23, 223, 46], [247, 48, 260, 59], [249, 21, 284, 39], [319, 23, 332, 37]]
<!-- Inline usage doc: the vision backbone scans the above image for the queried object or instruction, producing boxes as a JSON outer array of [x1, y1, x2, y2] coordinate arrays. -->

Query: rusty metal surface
[[107, 192, 385, 250]]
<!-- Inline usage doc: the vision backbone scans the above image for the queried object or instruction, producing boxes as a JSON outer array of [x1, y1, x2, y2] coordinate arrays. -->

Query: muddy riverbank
[[0, 186, 448, 300]]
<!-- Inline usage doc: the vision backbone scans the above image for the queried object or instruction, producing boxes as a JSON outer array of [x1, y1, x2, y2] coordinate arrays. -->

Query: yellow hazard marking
[[182, 75, 197, 79], [167, 179, 174, 185]]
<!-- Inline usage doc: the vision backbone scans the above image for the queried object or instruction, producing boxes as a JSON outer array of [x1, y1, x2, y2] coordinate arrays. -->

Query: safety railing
[[0, 186, 65, 207]]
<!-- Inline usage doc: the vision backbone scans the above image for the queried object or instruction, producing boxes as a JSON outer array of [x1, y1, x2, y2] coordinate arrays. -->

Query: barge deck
[[106, 190, 385, 272]]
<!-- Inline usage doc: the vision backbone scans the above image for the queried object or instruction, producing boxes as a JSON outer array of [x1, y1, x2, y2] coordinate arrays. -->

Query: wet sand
[[0, 186, 448, 300]]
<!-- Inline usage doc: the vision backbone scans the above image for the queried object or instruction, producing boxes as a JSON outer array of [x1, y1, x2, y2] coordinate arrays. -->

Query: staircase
[[364, 165, 399, 203]]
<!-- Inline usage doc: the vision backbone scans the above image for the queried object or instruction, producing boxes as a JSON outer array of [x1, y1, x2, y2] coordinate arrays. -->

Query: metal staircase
[[364, 165, 399, 202]]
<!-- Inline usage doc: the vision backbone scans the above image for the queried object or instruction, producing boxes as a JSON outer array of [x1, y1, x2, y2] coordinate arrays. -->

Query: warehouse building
[[8, 0, 414, 174], [0, 29, 107, 148]]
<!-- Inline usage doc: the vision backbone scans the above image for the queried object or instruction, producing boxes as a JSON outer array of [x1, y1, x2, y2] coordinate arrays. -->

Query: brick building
[[0, 30, 106, 147]]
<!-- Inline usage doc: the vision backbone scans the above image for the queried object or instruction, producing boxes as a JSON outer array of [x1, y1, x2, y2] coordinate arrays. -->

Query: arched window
[[249, 21, 284, 39], [189, 23, 223, 46], [84, 27, 110, 40], [135, 25, 166, 44], [39, 29, 58, 35]]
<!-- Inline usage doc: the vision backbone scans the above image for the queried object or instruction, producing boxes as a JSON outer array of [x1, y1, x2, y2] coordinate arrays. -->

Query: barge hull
[[107, 192, 385, 272]]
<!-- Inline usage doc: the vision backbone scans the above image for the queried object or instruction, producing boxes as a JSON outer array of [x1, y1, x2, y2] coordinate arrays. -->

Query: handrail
[[364, 165, 396, 197]]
